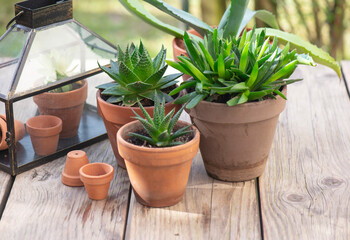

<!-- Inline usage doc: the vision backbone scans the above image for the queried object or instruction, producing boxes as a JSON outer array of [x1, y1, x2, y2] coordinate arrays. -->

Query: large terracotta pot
[[96, 90, 183, 169], [117, 120, 200, 207], [186, 87, 287, 182], [0, 114, 25, 151], [33, 80, 88, 139]]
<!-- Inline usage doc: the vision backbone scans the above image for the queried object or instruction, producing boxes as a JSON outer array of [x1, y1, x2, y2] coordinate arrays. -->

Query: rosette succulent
[[97, 41, 182, 106], [130, 93, 192, 147]]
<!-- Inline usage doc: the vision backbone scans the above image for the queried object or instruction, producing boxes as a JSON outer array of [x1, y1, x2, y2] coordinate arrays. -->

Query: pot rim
[[26, 115, 62, 135], [79, 162, 114, 180], [96, 88, 184, 110], [187, 85, 287, 108], [117, 119, 199, 153]]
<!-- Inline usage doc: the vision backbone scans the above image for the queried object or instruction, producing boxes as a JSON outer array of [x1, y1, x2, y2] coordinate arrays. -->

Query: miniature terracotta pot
[[33, 80, 88, 139], [172, 29, 202, 81], [96, 90, 183, 169], [0, 114, 25, 151], [79, 162, 114, 200], [185, 87, 287, 182], [62, 150, 89, 187], [117, 120, 200, 207], [26, 115, 62, 156]]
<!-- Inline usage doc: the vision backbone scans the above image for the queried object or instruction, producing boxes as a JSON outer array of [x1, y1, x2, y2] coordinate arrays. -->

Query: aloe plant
[[166, 28, 318, 108], [130, 93, 192, 147], [96, 41, 182, 106], [119, 0, 278, 39]]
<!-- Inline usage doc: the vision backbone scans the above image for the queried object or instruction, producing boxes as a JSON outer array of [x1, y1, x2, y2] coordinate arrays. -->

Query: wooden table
[[0, 61, 349, 239]]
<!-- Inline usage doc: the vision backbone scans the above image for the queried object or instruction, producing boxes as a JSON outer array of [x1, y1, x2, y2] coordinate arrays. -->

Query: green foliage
[[167, 28, 316, 108], [96, 41, 182, 106], [119, 0, 278, 39], [130, 93, 193, 147], [255, 28, 341, 78]]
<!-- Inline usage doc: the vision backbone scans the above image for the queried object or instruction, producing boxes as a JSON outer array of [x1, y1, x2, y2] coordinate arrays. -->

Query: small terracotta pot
[[62, 150, 89, 187], [26, 115, 62, 156], [79, 162, 114, 200], [0, 114, 25, 151], [96, 90, 183, 169], [186, 87, 287, 182], [117, 120, 200, 207], [172, 29, 202, 81], [33, 80, 88, 139]]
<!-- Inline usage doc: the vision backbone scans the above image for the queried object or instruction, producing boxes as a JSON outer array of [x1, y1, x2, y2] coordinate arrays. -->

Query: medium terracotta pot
[[62, 150, 89, 187], [96, 90, 183, 169], [26, 115, 62, 156], [33, 80, 88, 139], [186, 87, 287, 182], [79, 162, 114, 200], [172, 29, 202, 81], [117, 120, 200, 207], [0, 114, 25, 151]]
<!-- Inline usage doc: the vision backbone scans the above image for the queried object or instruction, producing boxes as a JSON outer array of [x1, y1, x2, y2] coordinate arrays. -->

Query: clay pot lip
[[26, 115, 62, 136], [96, 88, 184, 110], [173, 28, 201, 53], [37, 79, 87, 97], [79, 162, 114, 180], [117, 119, 200, 153], [187, 85, 287, 109]]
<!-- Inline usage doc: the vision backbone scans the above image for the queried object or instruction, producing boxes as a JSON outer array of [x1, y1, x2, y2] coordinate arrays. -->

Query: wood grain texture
[[0, 171, 12, 216], [125, 112, 261, 240], [0, 140, 130, 240], [260, 65, 350, 239]]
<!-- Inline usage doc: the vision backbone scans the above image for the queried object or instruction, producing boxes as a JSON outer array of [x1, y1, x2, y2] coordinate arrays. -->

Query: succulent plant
[[129, 93, 193, 147], [119, 0, 340, 78], [96, 41, 182, 106], [167, 28, 317, 108]]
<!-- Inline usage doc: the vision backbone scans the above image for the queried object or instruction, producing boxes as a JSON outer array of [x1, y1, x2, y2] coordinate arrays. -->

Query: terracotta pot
[[26, 115, 62, 156], [186, 87, 287, 182], [0, 114, 25, 151], [117, 120, 200, 207], [33, 80, 88, 139], [172, 29, 202, 81], [62, 150, 89, 187], [96, 90, 183, 169], [79, 162, 114, 200]]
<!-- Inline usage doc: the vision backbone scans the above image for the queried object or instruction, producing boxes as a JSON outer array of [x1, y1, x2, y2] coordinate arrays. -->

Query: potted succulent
[[165, 28, 339, 181], [117, 95, 200, 207], [33, 50, 87, 139], [119, 0, 340, 77], [96, 41, 183, 169]]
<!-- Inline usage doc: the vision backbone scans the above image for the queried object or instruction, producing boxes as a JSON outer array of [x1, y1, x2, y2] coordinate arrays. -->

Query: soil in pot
[[33, 80, 88, 139], [96, 89, 183, 169], [186, 87, 287, 182], [117, 120, 200, 207], [26, 115, 62, 156]]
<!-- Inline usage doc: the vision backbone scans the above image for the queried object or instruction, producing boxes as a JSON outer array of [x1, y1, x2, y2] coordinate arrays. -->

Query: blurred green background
[[0, 0, 348, 59]]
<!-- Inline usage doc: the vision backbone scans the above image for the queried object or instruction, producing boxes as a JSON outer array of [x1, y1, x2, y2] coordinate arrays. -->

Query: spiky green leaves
[[129, 93, 193, 147], [97, 41, 182, 106], [168, 28, 312, 108]]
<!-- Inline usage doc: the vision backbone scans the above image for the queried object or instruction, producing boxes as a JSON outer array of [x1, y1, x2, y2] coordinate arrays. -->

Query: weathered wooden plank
[[125, 112, 261, 240], [0, 140, 130, 240], [260, 65, 350, 239], [0, 171, 12, 217], [341, 61, 350, 98]]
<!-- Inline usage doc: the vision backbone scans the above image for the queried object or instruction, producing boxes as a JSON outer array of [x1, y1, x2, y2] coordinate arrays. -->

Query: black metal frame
[[0, 1, 118, 175]]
